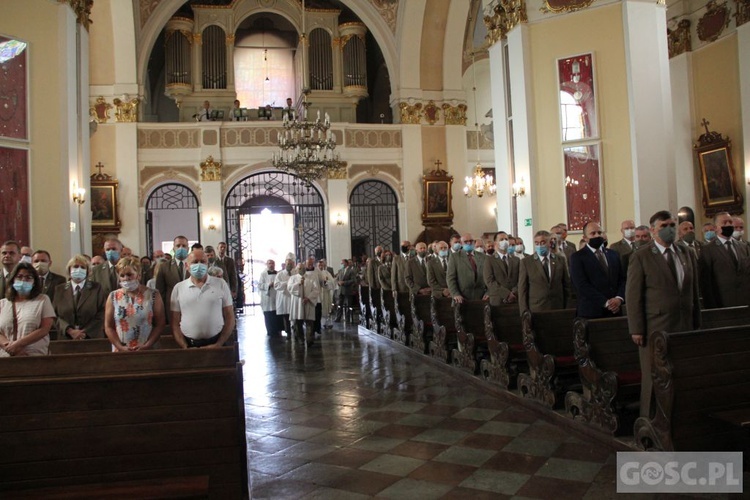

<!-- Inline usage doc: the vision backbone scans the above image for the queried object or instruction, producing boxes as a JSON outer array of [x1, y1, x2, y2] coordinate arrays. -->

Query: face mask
[[704, 231, 716, 241], [20, 255, 32, 264], [658, 226, 676, 245], [155, 257, 165, 265], [174, 247, 188, 260], [463, 244, 474, 253], [120, 280, 139, 292], [375, 251, 382, 257], [507, 245, 516, 254], [452, 243, 462, 252], [70, 267, 87, 282], [475, 247, 485, 254], [535, 245, 549, 257], [516, 244, 524, 253], [486, 248, 495, 255], [105, 250, 120, 263], [720, 225, 734, 238], [624, 229, 635, 239], [438, 250, 448, 258], [417, 251, 427, 258], [190, 263, 208, 278], [401, 245, 409, 254], [208, 257, 216, 265], [497, 240, 510, 251], [408, 249, 417, 258], [33, 262, 49, 275], [13, 280, 33, 295], [682, 232, 696, 244], [733, 230, 744, 239], [588, 237, 604, 249]]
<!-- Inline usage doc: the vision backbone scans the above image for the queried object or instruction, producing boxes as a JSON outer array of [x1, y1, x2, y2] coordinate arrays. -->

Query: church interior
[[2, 0, 750, 497]]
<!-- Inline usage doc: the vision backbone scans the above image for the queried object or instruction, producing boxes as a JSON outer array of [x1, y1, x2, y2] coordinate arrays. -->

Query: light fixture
[[512, 177, 526, 198], [336, 213, 344, 226], [72, 184, 86, 205], [464, 51, 496, 199], [270, 0, 344, 187], [207, 217, 217, 231]]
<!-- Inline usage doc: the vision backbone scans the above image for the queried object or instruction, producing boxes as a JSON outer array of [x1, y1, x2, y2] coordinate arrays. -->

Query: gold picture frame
[[421, 165, 454, 226], [694, 123, 743, 217], [90, 180, 121, 231]]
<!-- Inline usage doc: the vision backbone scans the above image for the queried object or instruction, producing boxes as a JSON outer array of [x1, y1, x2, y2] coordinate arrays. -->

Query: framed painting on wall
[[0, 146, 29, 244], [694, 123, 743, 217], [421, 166, 454, 226], [0, 36, 29, 141], [91, 179, 121, 231], [563, 144, 602, 232]]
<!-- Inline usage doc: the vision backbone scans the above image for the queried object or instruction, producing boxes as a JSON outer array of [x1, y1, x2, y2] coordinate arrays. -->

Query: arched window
[[560, 91, 585, 142], [349, 180, 399, 258], [234, 31, 295, 108], [145, 183, 200, 254]]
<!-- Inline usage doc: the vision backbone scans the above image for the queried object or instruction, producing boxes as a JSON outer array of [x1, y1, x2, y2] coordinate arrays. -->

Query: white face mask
[[497, 240, 510, 251], [20, 255, 32, 264], [33, 262, 50, 275], [120, 280, 139, 292], [733, 230, 744, 239], [515, 244, 524, 253], [623, 229, 635, 239]]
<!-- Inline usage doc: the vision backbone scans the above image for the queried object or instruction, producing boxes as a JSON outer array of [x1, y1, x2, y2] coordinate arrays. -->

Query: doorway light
[[261, 208, 272, 216]]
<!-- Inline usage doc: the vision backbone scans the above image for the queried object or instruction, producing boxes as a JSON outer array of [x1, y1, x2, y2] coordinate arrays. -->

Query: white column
[[489, 41, 513, 233], [327, 179, 350, 264], [506, 25, 536, 244], [738, 23, 750, 212], [78, 23, 92, 255], [400, 125, 424, 240], [200, 180, 223, 247], [60, 6, 78, 257], [670, 52, 697, 211], [623, 0, 676, 222], [114, 123, 141, 251]]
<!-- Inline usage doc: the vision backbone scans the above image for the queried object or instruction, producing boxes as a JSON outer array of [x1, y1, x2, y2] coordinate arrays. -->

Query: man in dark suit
[[626, 210, 701, 418], [53, 264, 106, 340], [569, 222, 625, 319], [426, 241, 451, 298], [553, 223, 575, 261], [698, 211, 750, 309], [156, 235, 191, 324], [447, 233, 487, 303], [676, 220, 702, 259], [216, 241, 238, 299], [484, 231, 520, 306], [0, 241, 21, 295], [391, 240, 412, 294], [32, 250, 66, 303], [91, 237, 124, 297], [518, 230, 571, 314], [404, 242, 430, 296]]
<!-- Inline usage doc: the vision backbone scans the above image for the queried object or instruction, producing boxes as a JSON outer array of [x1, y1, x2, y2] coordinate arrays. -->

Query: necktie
[[73, 285, 80, 307], [467, 253, 477, 273], [541, 258, 550, 281], [725, 241, 738, 268], [421, 259, 426, 275], [596, 249, 608, 273], [109, 266, 118, 290], [500, 255, 508, 271], [442, 258, 447, 272], [178, 260, 184, 280], [665, 248, 678, 284]]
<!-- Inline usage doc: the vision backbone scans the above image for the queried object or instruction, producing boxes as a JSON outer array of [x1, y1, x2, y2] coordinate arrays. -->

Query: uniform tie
[[665, 248, 678, 285], [541, 257, 550, 281], [725, 240, 738, 269], [596, 249, 608, 273], [442, 258, 447, 272], [178, 260, 185, 280]]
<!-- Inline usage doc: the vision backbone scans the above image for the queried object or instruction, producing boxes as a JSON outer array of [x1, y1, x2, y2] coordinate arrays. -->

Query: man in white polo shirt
[[171, 249, 235, 348]]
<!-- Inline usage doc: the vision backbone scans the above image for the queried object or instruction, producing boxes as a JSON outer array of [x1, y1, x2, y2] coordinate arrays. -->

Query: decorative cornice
[[668, 19, 691, 58], [327, 165, 348, 180], [442, 104, 468, 126], [697, 0, 730, 43], [484, 0, 528, 46], [113, 97, 140, 123], [371, 0, 398, 34], [59, 0, 94, 31], [423, 101, 440, 125], [539, 0, 594, 15], [398, 100, 469, 126], [737, 0, 750, 26], [89, 96, 112, 124], [399, 102, 423, 125], [200, 156, 222, 181]]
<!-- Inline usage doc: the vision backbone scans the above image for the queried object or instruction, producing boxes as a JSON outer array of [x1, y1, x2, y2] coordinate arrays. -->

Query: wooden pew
[[517, 309, 578, 408], [566, 306, 750, 435], [634, 325, 750, 453], [409, 294, 433, 355], [358, 284, 372, 329], [49, 336, 182, 354], [393, 291, 413, 347], [379, 289, 397, 339], [0, 346, 247, 499], [428, 297, 456, 363], [480, 303, 525, 390], [452, 300, 489, 375]]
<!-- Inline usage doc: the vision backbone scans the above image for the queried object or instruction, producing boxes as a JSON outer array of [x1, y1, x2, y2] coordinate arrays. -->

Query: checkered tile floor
[[238, 308, 622, 499]]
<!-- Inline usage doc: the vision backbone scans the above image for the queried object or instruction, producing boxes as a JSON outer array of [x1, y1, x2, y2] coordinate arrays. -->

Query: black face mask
[[721, 225, 735, 238], [375, 251, 382, 257], [588, 236, 604, 249], [486, 248, 495, 255], [401, 245, 409, 254], [306, 267, 315, 272]]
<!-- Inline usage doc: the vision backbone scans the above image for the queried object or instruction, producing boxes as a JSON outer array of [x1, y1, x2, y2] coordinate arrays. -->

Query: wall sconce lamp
[[512, 177, 526, 198], [207, 217, 218, 231], [336, 213, 344, 226], [72, 184, 86, 205]]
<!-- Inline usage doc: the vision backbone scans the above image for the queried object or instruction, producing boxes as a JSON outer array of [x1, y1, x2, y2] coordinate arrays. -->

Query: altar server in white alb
[[288, 262, 320, 347], [273, 254, 296, 338], [258, 259, 280, 336], [316, 259, 336, 330]]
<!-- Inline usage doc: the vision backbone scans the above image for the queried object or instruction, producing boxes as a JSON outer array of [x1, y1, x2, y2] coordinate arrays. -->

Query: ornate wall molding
[[442, 104, 468, 126], [138, 128, 201, 148], [327, 165, 349, 180], [139, 166, 200, 205], [697, 0, 730, 42], [200, 156, 222, 181], [89, 96, 112, 124], [668, 19, 692, 58], [737, 0, 750, 26], [113, 97, 140, 123], [370, 0, 398, 34], [139, 0, 163, 29], [344, 129, 402, 148], [399, 102, 423, 124], [484, 0, 528, 46], [398, 100, 469, 126], [59, 0, 94, 30], [539, 0, 593, 15]]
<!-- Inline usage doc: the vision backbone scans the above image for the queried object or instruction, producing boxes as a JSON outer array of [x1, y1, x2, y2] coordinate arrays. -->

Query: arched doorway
[[145, 183, 200, 255], [224, 171, 326, 306], [349, 180, 399, 259]]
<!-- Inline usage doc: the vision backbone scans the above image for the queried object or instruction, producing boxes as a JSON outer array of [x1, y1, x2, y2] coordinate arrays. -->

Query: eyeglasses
[[14, 275, 35, 282]]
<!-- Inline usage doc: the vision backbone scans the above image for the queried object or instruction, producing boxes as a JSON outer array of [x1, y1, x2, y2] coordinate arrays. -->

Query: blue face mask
[[463, 244, 474, 253], [105, 250, 120, 263], [174, 247, 188, 260], [704, 230, 716, 241], [190, 263, 208, 278], [508, 245, 516, 254], [535, 245, 549, 257], [70, 267, 87, 282], [13, 281, 33, 295], [452, 243, 462, 252], [438, 250, 448, 258]]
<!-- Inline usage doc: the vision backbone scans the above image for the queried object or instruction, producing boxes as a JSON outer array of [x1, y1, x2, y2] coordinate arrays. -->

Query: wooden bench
[[393, 291, 413, 347], [452, 300, 490, 375], [566, 306, 750, 435], [0, 346, 247, 499], [428, 297, 457, 363], [517, 309, 578, 408], [409, 294, 433, 355], [634, 325, 750, 453], [480, 303, 525, 390], [358, 284, 373, 329], [379, 289, 397, 339], [4, 476, 209, 499], [49, 336, 182, 354]]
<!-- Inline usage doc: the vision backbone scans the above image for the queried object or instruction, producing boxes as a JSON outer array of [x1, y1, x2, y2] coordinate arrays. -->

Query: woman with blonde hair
[[104, 256, 165, 352], [53, 254, 106, 339]]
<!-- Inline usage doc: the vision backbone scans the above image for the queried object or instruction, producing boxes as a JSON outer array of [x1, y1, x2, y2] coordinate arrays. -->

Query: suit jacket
[[404, 256, 429, 295], [366, 257, 382, 290], [216, 255, 238, 295], [378, 263, 393, 290], [39, 272, 66, 302], [90, 262, 120, 297], [677, 239, 702, 260], [52, 280, 106, 339], [0, 271, 10, 299], [518, 252, 571, 314], [484, 253, 520, 306], [570, 246, 626, 319], [426, 255, 450, 298], [446, 250, 486, 301], [698, 237, 750, 309], [560, 241, 575, 261], [336, 265, 358, 295], [156, 259, 188, 321], [391, 254, 410, 293], [609, 238, 635, 276]]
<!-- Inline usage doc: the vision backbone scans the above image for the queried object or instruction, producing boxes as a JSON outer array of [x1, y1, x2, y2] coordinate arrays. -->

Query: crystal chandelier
[[464, 51, 496, 198], [270, 0, 344, 187]]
